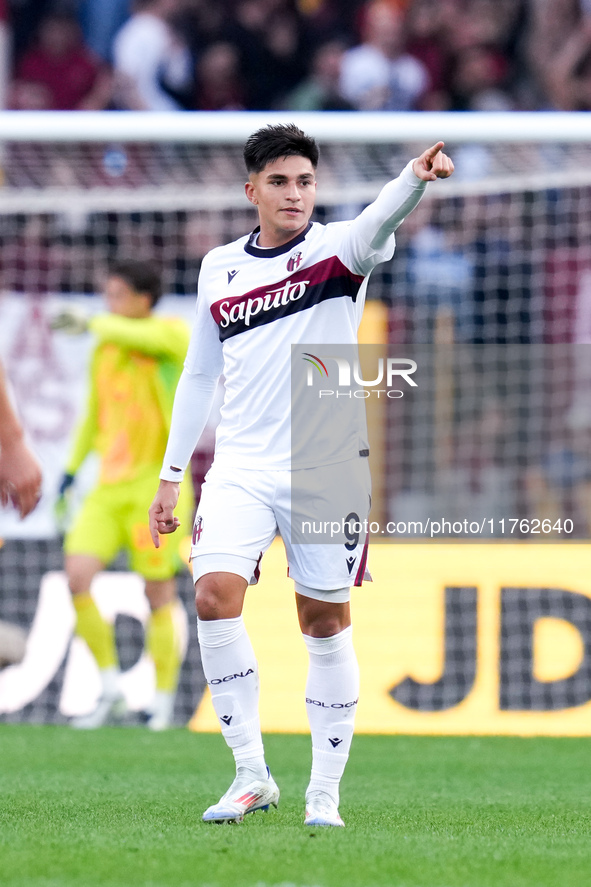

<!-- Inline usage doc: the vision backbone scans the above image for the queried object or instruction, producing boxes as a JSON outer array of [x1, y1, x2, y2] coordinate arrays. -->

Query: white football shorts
[[190, 456, 372, 595]]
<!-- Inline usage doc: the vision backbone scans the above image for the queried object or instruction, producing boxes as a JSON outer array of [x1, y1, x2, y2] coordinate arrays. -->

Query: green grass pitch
[[1, 726, 590, 887]]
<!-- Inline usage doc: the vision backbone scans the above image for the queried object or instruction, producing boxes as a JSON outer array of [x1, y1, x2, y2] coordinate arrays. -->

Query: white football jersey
[[182, 161, 427, 471], [184, 217, 392, 470]]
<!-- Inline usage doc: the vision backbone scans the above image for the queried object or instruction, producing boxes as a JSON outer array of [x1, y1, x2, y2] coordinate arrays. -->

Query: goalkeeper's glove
[[54, 472, 75, 533], [49, 305, 89, 335]]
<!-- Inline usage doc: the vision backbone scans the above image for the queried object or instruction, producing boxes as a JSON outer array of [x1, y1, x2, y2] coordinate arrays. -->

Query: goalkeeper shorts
[[65, 470, 194, 581]]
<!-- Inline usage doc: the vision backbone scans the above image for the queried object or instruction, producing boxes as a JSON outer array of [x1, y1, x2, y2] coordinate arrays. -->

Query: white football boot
[[202, 767, 280, 824], [70, 667, 126, 729], [70, 692, 127, 729], [145, 691, 175, 731], [304, 790, 345, 827]]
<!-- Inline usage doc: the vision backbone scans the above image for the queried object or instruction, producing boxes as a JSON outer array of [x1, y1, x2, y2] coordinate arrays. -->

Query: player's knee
[[144, 578, 176, 610], [194, 577, 221, 620], [296, 588, 351, 637], [68, 576, 85, 597], [299, 604, 351, 637], [195, 592, 225, 621], [66, 566, 90, 596], [194, 573, 246, 620], [306, 612, 349, 638]]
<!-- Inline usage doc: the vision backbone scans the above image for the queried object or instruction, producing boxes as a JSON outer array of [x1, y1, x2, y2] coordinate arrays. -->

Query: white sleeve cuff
[[159, 370, 219, 482]]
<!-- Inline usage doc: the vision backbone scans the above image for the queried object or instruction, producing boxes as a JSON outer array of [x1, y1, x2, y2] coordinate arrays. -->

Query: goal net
[[1, 110, 590, 726]]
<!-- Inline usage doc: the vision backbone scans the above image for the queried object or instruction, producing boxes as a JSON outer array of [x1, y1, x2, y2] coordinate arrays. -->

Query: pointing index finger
[[425, 141, 445, 160]]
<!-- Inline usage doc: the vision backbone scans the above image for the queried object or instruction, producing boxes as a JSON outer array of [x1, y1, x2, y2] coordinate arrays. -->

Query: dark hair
[[243, 124, 319, 174], [109, 259, 162, 307]]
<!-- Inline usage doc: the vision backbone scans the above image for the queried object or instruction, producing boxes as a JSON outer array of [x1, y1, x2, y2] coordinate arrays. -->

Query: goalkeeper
[[56, 259, 193, 730]]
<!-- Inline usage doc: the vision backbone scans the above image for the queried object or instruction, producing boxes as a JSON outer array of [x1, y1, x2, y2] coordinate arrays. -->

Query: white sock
[[303, 625, 359, 806], [197, 616, 266, 777], [100, 666, 121, 699]]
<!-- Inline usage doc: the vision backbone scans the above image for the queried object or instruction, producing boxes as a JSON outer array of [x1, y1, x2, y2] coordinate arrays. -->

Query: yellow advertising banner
[[190, 539, 591, 735]]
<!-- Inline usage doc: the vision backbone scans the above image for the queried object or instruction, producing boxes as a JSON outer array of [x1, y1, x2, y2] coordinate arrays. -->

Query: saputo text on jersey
[[218, 279, 310, 328]]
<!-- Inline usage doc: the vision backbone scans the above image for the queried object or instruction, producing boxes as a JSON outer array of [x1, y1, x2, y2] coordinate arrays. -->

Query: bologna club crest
[[287, 251, 303, 272], [193, 515, 203, 545]]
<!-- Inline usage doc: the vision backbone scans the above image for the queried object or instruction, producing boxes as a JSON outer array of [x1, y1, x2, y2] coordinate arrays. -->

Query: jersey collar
[[244, 222, 312, 258]]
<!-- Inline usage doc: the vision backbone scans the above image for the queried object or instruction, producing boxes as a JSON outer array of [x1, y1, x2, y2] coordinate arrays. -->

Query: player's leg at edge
[[297, 587, 357, 828], [196, 571, 280, 824], [143, 577, 183, 731], [66, 554, 127, 729], [193, 571, 356, 826]]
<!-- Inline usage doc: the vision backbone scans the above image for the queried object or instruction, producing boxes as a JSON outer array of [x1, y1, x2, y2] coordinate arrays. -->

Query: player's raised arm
[[412, 141, 454, 182], [89, 314, 190, 360], [344, 140, 454, 273]]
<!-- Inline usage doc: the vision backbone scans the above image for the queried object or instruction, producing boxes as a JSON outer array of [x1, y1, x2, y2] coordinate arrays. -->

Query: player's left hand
[[412, 142, 454, 182], [49, 305, 89, 335], [54, 472, 75, 533], [149, 480, 181, 548]]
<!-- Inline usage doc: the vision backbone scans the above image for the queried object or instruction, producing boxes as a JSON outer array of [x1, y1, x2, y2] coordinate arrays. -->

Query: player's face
[[245, 155, 317, 248], [104, 276, 151, 318]]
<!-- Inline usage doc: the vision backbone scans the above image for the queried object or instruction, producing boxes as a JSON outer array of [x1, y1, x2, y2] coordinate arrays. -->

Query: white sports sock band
[[303, 626, 355, 658], [197, 616, 265, 766], [197, 615, 244, 647]]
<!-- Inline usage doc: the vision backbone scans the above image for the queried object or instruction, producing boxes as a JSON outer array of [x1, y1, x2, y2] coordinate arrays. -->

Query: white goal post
[[0, 110, 590, 215], [1, 109, 591, 142]]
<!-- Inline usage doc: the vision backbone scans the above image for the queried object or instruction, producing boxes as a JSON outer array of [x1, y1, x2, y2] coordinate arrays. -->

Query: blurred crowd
[[2, 0, 591, 113]]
